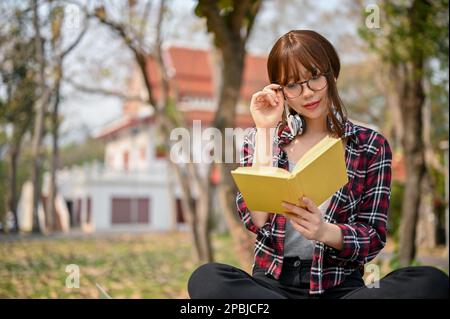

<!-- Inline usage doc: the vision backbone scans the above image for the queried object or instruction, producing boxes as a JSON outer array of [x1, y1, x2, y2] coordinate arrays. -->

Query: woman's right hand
[[250, 84, 285, 129]]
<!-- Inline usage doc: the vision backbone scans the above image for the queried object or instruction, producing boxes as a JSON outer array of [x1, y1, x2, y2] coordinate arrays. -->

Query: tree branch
[[197, 0, 230, 49], [60, 8, 89, 59], [64, 76, 149, 103], [90, 8, 143, 57], [89, 6, 157, 107], [138, 0, 153, 44], [244, 0, 262, 43], [231, 0, 250, 35]]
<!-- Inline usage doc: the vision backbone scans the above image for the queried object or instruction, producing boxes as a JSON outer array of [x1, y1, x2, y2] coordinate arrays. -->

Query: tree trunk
[[398, 62, 426, 266], [416, 77, 439, 249], [48, 80, 60, 232], [170, 161, 204, 263], [5, 144, 20, 233], [94, 1, 215, 265], [31, 0, 51, 234], [194, 0, 263, 269], [416, 172, 436, 249], [218, 172, 255, 272], [195, 164, 214, 263], [386, 67, 404, 151], [213, 46, 255, 271], [397, 0, 431, 266]]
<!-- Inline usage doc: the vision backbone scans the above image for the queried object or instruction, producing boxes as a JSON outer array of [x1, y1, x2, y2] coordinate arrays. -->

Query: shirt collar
[[276, 118, 359, 147]]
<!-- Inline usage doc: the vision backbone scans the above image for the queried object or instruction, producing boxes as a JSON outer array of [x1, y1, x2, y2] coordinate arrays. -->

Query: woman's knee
[[187, 262, 231, 299], [392, 265, 449, 298], [418, 266, 449, 298]]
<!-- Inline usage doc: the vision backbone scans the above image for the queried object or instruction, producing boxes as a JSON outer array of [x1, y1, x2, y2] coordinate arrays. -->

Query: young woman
[[188, 30, 449, 299]]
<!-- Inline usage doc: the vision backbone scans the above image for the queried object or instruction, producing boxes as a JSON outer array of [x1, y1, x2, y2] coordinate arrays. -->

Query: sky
[[58, 0, 364, 145]]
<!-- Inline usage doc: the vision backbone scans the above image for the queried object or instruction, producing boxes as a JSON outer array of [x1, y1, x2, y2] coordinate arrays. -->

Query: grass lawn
[[0, 231, 239, 298], [1, 231, 447, 298]]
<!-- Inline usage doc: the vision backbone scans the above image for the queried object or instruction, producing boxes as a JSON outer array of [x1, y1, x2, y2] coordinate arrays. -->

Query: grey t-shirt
[[283, 160, 332, 258]]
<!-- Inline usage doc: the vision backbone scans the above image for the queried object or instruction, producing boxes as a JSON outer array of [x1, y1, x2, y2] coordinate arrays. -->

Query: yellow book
[[231, 135, 348, 214]]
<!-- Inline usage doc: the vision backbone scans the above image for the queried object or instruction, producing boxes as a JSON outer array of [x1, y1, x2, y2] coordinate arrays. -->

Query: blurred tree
[[195, 0, 263, 271], [338, 58, 386, 126], [46, 2, 88, 231], [28, 0, 87, 233], [30, 0, 53, 233], [59, 138, 105, 168], [91, 0, 215, 265], [0, 7, 37, 232], [359, 0, 449, 265]]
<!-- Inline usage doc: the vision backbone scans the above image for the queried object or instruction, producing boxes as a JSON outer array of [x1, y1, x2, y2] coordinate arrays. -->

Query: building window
[[87, 197, 92, 224], [111, 197, 150, 225], [155, 144, 167, 158], [131, 127, 140, 135], [175, 199, 186, 224], [74, 198, 82, 227]]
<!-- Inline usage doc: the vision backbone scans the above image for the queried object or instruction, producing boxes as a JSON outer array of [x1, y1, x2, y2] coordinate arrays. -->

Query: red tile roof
[[94, 114, 155, 140], [183, 110, 254, 128], [240, 53, 268, 101], [97, 46, 264, 139], [95, 110, 254, 140], [147, 46, 268, 102]]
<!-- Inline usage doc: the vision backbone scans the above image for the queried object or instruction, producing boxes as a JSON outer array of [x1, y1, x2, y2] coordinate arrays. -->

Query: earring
[[285, 101, 306, 136]]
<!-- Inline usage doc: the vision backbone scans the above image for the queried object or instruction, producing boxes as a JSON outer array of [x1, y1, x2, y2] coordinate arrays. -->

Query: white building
[[55, 111, 180, 232], [50, 46, 262, 232]]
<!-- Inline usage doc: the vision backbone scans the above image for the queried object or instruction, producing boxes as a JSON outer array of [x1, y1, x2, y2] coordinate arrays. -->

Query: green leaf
[[218, 0, 233, 11], [194, 3, 204, 18]]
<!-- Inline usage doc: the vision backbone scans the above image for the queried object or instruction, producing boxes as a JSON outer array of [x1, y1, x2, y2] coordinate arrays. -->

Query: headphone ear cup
[[285, 101, 306, 136], [293, 114, 306, 135], [287, 113, 295, 135], [285, 102, 294, 133]]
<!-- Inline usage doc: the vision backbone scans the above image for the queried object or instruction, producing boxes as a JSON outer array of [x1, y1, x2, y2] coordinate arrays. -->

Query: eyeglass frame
[[276, 71, 330, 100]]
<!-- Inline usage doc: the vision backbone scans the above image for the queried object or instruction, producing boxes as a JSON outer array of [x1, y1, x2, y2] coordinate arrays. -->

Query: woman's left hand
[[281, 196, 327, 242]]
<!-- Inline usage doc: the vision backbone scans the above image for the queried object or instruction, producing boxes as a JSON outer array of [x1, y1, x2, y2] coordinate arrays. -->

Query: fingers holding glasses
[[250, 84, 285, 129], [252, 84, 281, 107], [262, 84, 284, 106]]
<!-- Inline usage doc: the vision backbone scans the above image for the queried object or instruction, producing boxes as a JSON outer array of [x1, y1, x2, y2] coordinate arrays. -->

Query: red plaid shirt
[[236, 119, 392, 294]]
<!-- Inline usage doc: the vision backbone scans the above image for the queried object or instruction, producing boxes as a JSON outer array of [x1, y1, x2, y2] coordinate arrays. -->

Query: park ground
[[0, 231, 448, 298]]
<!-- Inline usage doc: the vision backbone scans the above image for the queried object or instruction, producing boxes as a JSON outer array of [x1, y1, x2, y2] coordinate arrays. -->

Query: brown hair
[[267, 30, 347, 137]]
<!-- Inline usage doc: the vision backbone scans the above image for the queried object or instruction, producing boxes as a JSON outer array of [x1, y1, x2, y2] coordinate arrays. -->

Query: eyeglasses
[[278, 72, 329, 99]]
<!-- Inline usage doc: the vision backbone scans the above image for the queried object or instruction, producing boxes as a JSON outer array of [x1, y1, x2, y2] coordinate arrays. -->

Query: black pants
[[188, 257, 449, 299]]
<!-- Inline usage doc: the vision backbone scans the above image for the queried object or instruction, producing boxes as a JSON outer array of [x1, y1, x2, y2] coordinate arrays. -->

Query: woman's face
[[282, 63, 330, 120]]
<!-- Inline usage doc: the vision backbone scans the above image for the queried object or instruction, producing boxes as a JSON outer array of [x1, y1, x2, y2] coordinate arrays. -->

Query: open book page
[[232, 166, 291, 178], [231, 135, 348, 214], [290, 138, 348, 206], [291, 135, 339, 175], [232, 172, 295, 213]]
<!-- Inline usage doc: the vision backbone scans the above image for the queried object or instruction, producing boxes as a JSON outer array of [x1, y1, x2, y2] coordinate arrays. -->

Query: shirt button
[[293, 260, 301, 267]]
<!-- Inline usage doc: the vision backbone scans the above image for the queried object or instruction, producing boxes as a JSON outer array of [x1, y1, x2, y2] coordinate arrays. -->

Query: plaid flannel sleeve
[[327, 135, 392, 264], [235, 127, 264, 234]]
